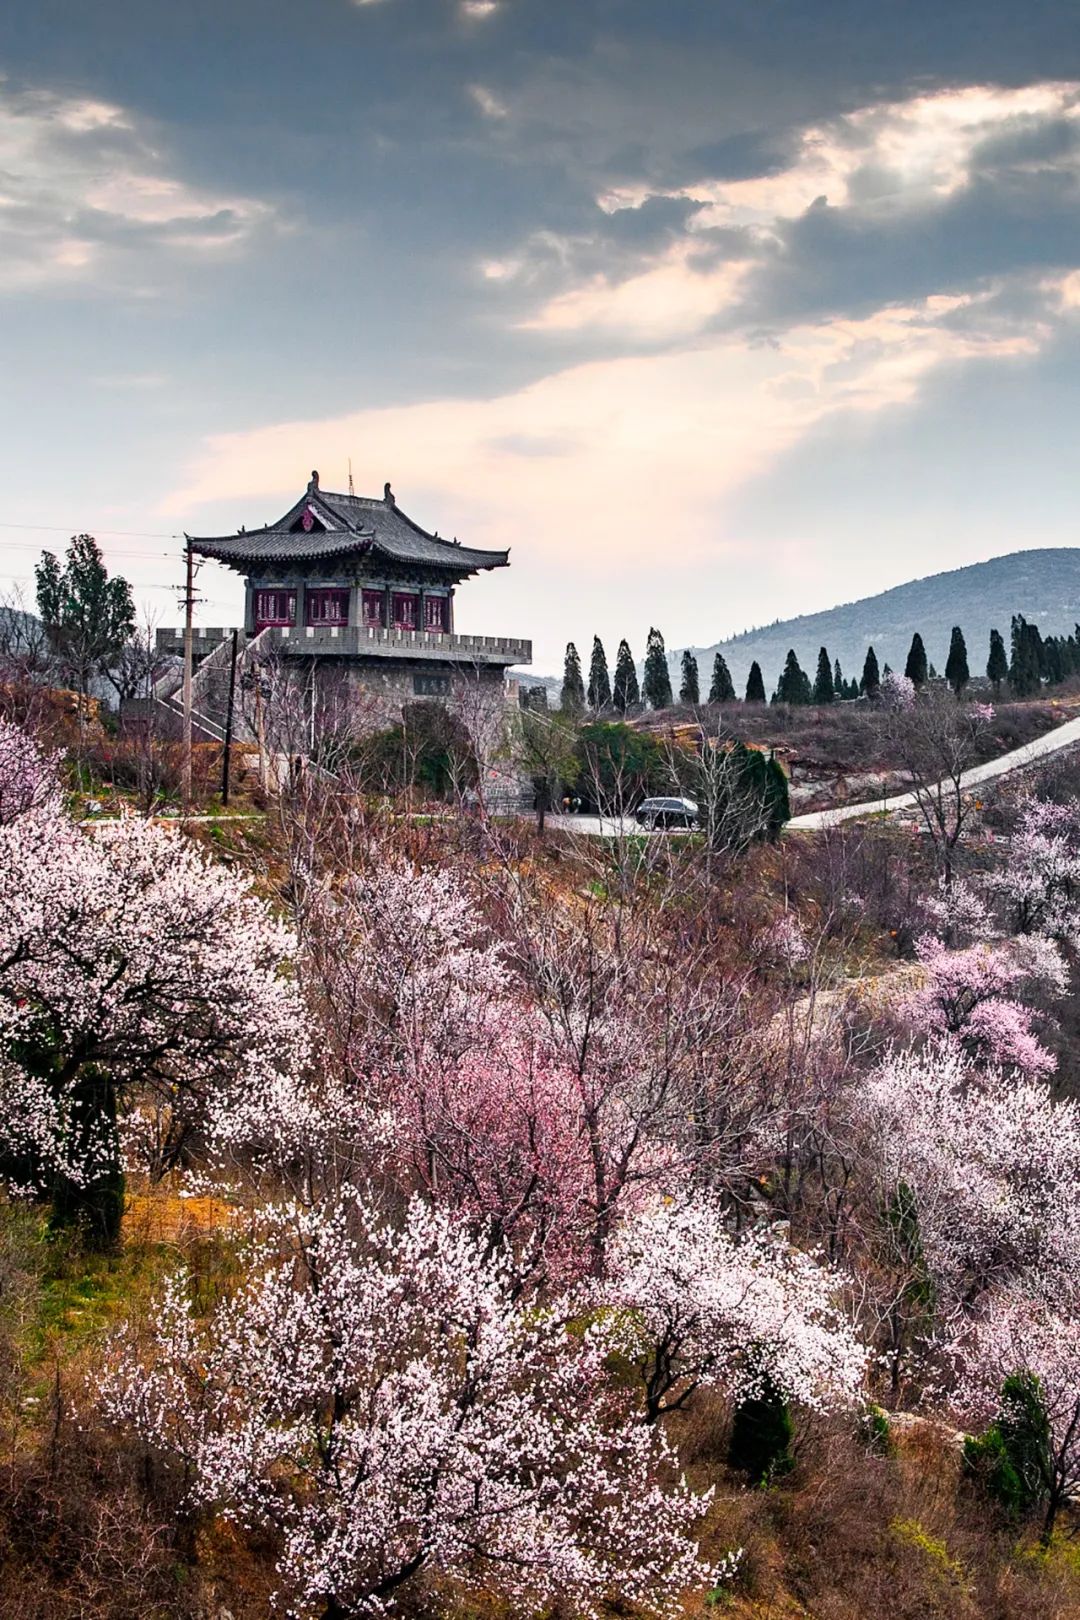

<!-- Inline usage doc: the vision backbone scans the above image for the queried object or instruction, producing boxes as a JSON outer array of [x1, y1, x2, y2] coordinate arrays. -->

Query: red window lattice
[[392, 592, 419, 630], [362, 590, 386, 628], [254, 589, 296, 628], [424, 595, 449, 632], [306, 588, 350, 627]]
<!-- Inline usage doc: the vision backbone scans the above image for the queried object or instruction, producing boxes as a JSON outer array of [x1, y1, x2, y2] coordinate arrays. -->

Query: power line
[[0, 520, 184, 540]]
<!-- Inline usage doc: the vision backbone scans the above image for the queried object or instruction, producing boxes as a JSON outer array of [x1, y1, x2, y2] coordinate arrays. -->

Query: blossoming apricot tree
[[101, 1193, 725, 1618]]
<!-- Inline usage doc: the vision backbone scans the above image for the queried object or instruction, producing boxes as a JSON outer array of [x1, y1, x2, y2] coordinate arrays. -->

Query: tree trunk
[[50, 1067, 124, 1250]]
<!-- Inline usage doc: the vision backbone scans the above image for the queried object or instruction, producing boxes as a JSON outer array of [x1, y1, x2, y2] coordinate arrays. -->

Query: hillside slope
[[682, 548, 1080, 692]]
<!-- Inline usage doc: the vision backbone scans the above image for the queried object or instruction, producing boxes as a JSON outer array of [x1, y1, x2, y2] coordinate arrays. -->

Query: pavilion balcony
[[156, 624, 531, 668], [265, 624, 531, 666]]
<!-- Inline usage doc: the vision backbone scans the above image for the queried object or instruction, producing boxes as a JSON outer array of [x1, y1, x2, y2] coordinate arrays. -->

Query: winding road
[[545, 710, 1080, 839]]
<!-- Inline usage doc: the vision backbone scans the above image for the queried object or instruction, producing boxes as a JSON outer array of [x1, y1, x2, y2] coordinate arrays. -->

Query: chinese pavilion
[[158, 472, 530, 730]]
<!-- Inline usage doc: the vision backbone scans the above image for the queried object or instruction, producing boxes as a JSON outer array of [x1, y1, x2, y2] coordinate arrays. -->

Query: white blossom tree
[[854, 1043, 1080, 1315], [101, 1193, 726, 1618], [0, 803, 305, 1242], [952, 1289, 1080, 1544], [606, 1199, 867, 1423]]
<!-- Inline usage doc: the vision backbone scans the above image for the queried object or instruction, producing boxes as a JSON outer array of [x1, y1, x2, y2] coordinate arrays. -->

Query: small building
[[156, 472, 531, 738]]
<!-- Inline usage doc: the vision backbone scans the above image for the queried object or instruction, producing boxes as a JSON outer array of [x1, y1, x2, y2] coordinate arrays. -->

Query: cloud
[[467, 83, 509, 120], [166, 288, 1043, 543], [0, 81, 272, 293], [488, 81, 1080, 344]]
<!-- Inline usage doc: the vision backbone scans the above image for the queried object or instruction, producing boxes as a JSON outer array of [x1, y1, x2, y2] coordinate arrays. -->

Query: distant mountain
[[680, 549, 1080, 694]]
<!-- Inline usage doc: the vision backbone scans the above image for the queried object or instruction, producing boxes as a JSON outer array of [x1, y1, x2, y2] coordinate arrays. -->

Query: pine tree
[[813, 646, 835, 704], [773, 649, 812, 706], [679, 649, 700, 705], [561, 642, 585, 712], [642, 627, 673, 710], [986, 628, 1008, 696], [745, 660, 767, 704], [904, 632, 928, 688], [587, 635, 611, 709], [612, 639, 640, 712], [708, 652, 736, 704], [945, 626, 969, 695], [860, 646, 880, 695]]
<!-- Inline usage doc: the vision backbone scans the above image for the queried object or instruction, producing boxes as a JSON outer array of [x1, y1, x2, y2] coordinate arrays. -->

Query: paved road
[[787, 712, 1080, 830], [547, 713, 1080, 839]]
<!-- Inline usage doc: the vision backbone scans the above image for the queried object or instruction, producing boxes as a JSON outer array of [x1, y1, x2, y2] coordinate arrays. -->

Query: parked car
[[634, 795, 699, 830]]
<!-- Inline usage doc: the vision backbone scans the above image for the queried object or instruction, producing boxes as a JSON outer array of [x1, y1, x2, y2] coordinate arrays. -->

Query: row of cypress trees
[[561, 619, 1078, 714]]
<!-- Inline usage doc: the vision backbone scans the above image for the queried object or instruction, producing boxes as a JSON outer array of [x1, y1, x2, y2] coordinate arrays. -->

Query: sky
[[1, 1, 1080, 673]]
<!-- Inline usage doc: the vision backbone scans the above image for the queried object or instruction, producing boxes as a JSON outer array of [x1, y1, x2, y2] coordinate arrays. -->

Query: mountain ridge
[[677, 547, 1080, 691]]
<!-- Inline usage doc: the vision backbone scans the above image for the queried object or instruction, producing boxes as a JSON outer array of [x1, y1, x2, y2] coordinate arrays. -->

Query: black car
[[634, 796, 699, 830]]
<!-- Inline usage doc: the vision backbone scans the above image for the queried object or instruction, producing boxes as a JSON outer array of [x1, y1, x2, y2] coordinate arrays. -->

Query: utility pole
[[221, 627, 238, 805], [182, 537, 194, 810]]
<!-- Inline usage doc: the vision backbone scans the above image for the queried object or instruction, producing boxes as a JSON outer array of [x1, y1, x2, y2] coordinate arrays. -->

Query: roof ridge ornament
[[308, 469, 320, 493], [384, 481, 395, 507]]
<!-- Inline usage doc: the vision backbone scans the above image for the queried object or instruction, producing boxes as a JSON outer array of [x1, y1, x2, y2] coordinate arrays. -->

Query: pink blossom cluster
[[0, 714, 61, 827], [903, 933, 1065, 1076]]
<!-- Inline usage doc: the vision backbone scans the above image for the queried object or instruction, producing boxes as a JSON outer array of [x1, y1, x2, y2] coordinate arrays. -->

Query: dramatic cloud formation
[[1, 3, 1080, 665], [0, 81, 271, 292]]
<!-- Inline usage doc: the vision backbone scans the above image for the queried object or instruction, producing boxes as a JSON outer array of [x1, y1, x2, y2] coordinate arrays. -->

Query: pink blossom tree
[[0, 715, 61, 826], [902, 934, 1065, 1077], [605, 1199, 867, 1423], [100, 1193, 726, 1618], [0, 805, 305, 1244]]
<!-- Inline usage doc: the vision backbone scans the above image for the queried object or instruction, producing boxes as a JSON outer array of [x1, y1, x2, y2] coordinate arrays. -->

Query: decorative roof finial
[[308, 469, 319, 492], [384, 481, 395, 506]]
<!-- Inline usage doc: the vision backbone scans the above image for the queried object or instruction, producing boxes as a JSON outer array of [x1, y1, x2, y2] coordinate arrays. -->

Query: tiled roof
[[188, 478, 509, 575]]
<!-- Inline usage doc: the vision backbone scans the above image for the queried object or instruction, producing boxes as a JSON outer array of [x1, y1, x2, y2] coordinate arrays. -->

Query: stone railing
[[263, 624, 531, 665], [156, 623, 531, 667]]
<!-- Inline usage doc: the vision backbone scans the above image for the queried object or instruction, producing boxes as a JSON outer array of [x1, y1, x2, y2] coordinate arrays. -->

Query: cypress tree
[[1010, 615, 1042, 697], [612, 639, 640, 712], [813, 646, 835, 704], [728, 1376, 795, 1482], [679, 649, 700, 705], [860, 645, 880, 695], [561, 641, 585, 712], [1044, 636, 1065, 687], [587, 635, 611, 709], [833, 657, 844, 695], [773, 648, 812, 706], [745, 660, 767, 704], [708, 651, 736, 704], [987, 628, 1008, 696], [945, 626, 969, 695], [904, 632, 928, 688], [882, 663, 893, 677], [642, 626, 673, 710]]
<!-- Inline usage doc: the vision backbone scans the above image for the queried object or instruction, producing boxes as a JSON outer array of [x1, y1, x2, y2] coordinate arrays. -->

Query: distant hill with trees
[[679, 549, 1080, 693]]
